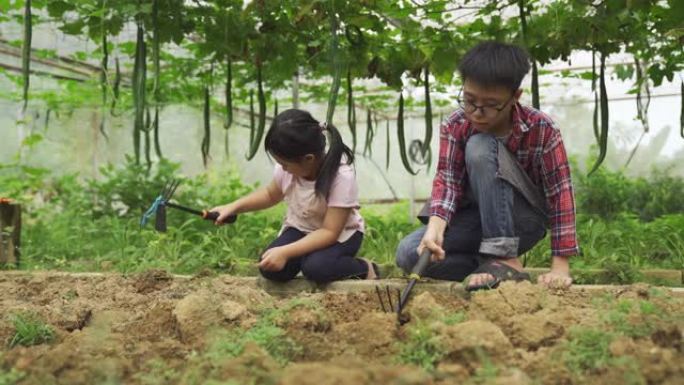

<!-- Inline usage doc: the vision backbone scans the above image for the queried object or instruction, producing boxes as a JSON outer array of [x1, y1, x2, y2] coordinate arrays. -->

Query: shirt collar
[[512, 102, 530, 134]]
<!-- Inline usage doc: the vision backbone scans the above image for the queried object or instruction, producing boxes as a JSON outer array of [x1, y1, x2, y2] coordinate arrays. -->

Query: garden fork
[[140, 179, 236, 232], [375, 249, 432, 325]]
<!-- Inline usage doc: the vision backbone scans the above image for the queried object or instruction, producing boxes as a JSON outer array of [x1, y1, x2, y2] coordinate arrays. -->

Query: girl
[[210, 109, 378, 283]]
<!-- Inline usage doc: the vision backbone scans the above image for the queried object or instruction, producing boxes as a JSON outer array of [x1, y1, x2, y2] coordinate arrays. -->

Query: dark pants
[[395, 133, 548, 281], [259, 228, 367, 283]]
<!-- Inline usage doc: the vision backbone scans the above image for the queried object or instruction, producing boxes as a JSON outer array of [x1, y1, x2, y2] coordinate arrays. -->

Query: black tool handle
[[165, 202, 237, 224], [411, 248, 432, 277], [202, 210, 237, 224]]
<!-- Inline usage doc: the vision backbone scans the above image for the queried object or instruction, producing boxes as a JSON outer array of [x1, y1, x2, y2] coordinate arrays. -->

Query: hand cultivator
[[140, 179, 237, 232], [376, 249, 432, 325]]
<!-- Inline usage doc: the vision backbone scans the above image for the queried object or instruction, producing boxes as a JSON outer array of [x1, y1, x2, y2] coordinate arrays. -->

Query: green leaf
[[21, 133, 43, 148], [46, 0, 75, 17], [59, 19, 86, 35]]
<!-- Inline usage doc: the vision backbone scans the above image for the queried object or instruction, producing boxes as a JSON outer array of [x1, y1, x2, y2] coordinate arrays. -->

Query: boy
[[396, 41, 579, 291]]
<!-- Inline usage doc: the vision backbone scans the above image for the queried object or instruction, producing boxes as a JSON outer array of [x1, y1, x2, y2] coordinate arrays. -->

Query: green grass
[[396, 322, 445, 371], [602, 299, 665, 338], [7, 312, 55, 348], [0, 368, 25, 385], [2, 157, 683, 276], [205, 300, 308, 366], [561, 327, 615, 373], [560, 327, 645, 385], [466, 349, 499, 385], [440, 311, 467, 326]]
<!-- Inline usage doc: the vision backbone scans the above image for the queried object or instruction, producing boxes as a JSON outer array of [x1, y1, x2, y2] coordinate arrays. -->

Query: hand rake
[[140, 179, 237, 232], [376, 249, 432, 325]]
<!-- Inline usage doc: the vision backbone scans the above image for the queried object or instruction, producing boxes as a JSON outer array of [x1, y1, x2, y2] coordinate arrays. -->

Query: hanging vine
[[247, 63, 266, 160], [21, 0, 32, 113], [680, 80, 683, 139], [224, 59, 233, 156], [385, 119, 390, 170], [591, 49, 599, 143], [44, 108, 50, 131], [422, 65, 433, 168], [99, 30, 109, 140], [202, 85, 211, 167], [144, 107, 152, 169], [110, 57, 121, 116], [151, 0, 162, 159], [634, 58, 651, 133], [588, 52, 609, 176], [325, 6, 342, 125], [517, 0, 539, 110], [397, 93, 417, 175], [346, 69, 357, 152], [249, 89, 255, 148], [363, 108, 374, 156], [132, 18, 147, 165]]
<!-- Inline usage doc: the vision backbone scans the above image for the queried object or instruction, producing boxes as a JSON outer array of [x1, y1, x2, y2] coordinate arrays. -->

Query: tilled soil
[[0, 271, 682, 385]]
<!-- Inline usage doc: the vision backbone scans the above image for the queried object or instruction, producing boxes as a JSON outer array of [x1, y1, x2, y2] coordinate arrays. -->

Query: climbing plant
[[2, 0, 683, 172]]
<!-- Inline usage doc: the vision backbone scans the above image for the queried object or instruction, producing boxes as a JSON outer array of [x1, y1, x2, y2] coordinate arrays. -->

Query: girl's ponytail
[[316, 123, 354, 198]]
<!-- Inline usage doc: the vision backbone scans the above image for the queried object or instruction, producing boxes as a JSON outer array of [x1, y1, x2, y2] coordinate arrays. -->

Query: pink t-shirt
[[273, 163, 365, 243]]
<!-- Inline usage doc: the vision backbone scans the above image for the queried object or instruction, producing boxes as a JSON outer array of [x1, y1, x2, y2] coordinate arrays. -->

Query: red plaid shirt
[[430, 103, 580, 257]]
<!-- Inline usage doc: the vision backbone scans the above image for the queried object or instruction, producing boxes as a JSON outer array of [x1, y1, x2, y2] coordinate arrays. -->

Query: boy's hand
[[209, 203, 238, 225], [259, 247, 289, 272], [418, 217, 447, 262], [538, 256, 573, 289]]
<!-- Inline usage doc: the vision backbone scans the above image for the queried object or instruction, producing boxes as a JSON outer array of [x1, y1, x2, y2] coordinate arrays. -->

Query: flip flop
[[465, 259, 531, 292]]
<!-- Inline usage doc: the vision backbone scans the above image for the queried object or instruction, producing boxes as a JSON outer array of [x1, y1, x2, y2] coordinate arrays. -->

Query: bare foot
[[537, 271, 573, 289], [466, 257, 524, 289], [362, 259, 378, 280]]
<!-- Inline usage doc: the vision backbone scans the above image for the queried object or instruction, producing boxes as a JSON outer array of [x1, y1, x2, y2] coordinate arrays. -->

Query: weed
[[134, 359, 179, 385], [0, 367, 25, 385], [207, 306, 302, 366], [396, 322, 444, 371], [562, 327, 615, 373], [467, 348, 499, 385], [441, 311, 466, 326], [7, 313, 55, 348], [603, 299, 663, 338]]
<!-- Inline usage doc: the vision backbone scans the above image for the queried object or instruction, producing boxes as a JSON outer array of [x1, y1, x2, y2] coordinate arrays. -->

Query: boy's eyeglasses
[[456, 89, 514, 119]]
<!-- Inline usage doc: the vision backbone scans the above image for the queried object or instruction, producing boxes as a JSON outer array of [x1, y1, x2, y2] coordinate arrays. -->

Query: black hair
[[264, 109, 354, 198], [458, 41, 531, 93]]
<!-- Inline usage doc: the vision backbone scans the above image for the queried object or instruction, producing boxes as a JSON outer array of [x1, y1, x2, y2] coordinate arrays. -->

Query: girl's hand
[[259, 247, 289, 271], [209, 203, 238, 225]]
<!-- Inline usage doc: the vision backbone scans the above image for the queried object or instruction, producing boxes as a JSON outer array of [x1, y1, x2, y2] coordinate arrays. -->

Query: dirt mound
[[172, 288, 250, 344], [0, 272, 681, 385], [280, 359, 432, 385], [438, 320, 513, 368], [132, 269, 173, 294], [333, 311, 398, 357]]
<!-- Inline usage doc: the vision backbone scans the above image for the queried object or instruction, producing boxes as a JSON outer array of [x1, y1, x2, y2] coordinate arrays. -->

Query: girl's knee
[[259, 267, 295, 282], [300, 257, 331, 283]]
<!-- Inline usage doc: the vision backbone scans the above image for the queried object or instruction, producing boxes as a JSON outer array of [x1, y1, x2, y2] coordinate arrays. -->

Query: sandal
[[465, 259, 530, 292]]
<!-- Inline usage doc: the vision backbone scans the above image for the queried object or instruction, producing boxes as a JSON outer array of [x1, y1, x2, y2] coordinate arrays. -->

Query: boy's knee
[[465, 133, 496, 169], [395, 237, 419, 272]]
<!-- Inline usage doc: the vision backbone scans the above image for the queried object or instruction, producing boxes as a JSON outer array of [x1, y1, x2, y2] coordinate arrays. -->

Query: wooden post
[[0, 200, 21, 267]]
